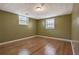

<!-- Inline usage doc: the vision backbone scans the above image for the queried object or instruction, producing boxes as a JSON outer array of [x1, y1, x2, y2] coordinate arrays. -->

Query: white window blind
[[45, 18, 55, 29], [19, 15, 29, 25]]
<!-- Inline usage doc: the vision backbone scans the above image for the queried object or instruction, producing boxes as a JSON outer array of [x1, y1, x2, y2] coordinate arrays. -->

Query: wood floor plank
[[0, 37, 73, 55]]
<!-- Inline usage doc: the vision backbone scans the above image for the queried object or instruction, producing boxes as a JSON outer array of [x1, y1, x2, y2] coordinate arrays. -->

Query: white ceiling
[[0, 3, 73, 19]]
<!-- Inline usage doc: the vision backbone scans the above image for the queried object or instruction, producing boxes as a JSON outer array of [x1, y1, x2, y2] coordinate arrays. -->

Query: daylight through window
[[19, 15, 29, 25], [45, 18, 55, 29]]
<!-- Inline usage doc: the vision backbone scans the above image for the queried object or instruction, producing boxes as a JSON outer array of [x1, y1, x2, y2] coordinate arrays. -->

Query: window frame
[[45, 18, 55, 29], [18, 15, 29, 25]]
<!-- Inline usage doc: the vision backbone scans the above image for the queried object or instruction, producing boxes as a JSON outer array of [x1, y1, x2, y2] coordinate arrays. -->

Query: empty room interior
[[0, 3, 79, 55]]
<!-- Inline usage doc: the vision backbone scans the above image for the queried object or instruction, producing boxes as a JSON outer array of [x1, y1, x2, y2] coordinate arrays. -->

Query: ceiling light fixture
[[36, 7, 42, 11], [35, 3, 44, 11]]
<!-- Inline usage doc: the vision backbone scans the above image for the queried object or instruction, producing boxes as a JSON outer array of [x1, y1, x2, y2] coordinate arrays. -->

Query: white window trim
[[19, 15, 29, 25], [45, 18, 55, 29]]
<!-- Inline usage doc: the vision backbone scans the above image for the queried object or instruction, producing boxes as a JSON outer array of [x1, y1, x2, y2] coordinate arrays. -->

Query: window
[[45, 18, 55, 29], [19, 15, 29, 25]]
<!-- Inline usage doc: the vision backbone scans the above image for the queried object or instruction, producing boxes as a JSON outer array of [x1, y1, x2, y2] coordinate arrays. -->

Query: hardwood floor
[[0, 37, 73, 55]]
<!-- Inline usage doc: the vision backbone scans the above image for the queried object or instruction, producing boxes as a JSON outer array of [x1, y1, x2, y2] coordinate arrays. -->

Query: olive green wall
[[0, 13, 3, 40], [0, 14, 1, 40], [0, 12, 4, 41], [0, 10, 72, 43], [72, 4, 79, 55], [0, 11, 36, 43], [37, 14, 72, 39]]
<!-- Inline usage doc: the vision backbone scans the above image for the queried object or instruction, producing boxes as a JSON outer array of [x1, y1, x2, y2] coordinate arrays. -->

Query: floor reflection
[[44, 44, 56, 55], [0, 37, 72, 55], [18, 48, 30, 55]]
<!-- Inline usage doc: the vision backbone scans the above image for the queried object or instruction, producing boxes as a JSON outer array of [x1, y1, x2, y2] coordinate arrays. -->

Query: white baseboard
[[0, 35, 37, 45], [36, 35, 79, 55], [36, 35, 72, 42], [0, 34, 79, 55], [0, 35, 73, 46], [71, 40, 79, 55], [0, 35, 73, 45], [36, 35, 79, 43], [71, 41, 75, 55]]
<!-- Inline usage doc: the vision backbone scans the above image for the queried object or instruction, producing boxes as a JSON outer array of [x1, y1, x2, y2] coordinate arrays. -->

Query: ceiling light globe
[[35, 7, 43, 11]]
